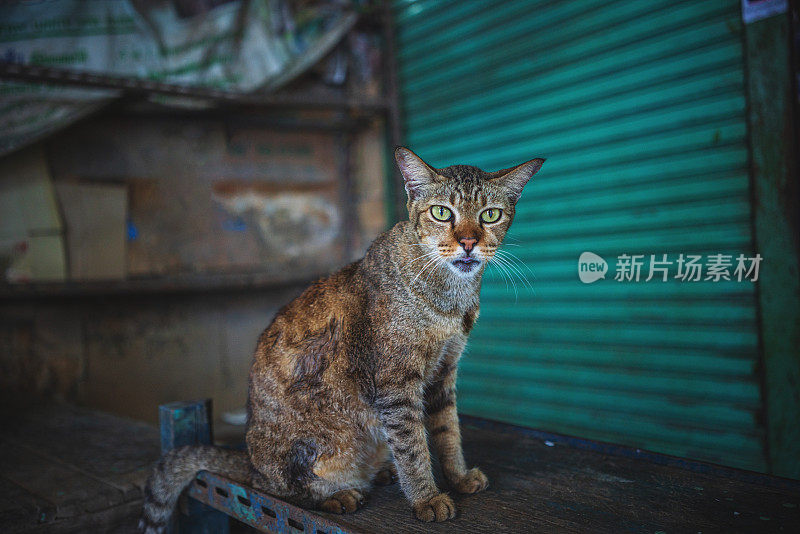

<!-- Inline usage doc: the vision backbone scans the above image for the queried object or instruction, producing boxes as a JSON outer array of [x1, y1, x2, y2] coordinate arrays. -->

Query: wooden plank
[[275, 419, 800, 533], [0, 475, 57, 532], [181, 414, 800, 533], [3, 440, 142, 502], [0, 402, 160, 532], [0, 400, 796, 532], [21, 499, 144, 534], [0, 441, 125, 518], [0, 404, 159, 497]]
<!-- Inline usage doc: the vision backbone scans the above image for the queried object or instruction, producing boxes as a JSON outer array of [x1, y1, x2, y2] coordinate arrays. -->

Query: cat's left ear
[[490, 158, 545, 203], [395, 147, 438, 201]]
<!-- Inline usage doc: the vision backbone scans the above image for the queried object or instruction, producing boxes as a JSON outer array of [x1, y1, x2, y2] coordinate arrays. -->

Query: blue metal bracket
[[159, 400, 213, 453], [159, 399, 230, 534], [187, 471, 356, 534]]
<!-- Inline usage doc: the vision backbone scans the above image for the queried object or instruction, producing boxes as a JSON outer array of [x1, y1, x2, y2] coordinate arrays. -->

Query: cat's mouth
[[451, 257, 481, 273]]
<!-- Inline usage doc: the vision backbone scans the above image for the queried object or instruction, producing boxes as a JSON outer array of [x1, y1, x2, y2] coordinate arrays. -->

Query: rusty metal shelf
[[190, 471, 352, 534], [0, 61, 390, 113], [0, 271, 316, 300]]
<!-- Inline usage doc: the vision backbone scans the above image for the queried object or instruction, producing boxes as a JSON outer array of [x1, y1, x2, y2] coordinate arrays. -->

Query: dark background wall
[[0, 110, 388, 429]]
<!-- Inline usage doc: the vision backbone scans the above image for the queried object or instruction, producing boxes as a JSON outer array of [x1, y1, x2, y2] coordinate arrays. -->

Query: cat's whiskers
[[412, 259, 440, 287], [493, 252, 535, 294], [487, 256, 517, 300], [498, 249, 537, 280], [480, 247, 532, 300], [423, 259, 443, 285], [498, 250, 536, 289], [497, 258, 520, 300], [411, 254, 442, 286], [493, 253, 531, 291], [485, 255, 510, 293], [496, 250, 536, 288], [401, 250, 439, 272]]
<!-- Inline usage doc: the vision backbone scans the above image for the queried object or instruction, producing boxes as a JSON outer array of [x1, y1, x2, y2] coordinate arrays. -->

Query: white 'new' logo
[[578, 252, 608, 283]]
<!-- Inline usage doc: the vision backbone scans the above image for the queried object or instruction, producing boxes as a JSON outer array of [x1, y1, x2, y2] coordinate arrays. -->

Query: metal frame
[[0, 61, 388, 113], [188, 471, 358, 534], [743, 7, 800, 480]]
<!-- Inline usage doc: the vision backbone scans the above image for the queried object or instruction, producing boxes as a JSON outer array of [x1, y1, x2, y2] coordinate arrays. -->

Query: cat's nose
[[459, 237, 477, 252]]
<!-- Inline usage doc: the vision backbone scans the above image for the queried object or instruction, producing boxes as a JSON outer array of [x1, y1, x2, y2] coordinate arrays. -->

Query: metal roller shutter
[[394, 0, 764, 471]]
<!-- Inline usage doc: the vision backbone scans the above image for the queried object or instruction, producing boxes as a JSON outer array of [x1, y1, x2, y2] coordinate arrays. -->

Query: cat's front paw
[[374, 466, 398, 486], [452, 467, 489, 494], [412, 493, 456, 522], [320, 489, 365, 514]]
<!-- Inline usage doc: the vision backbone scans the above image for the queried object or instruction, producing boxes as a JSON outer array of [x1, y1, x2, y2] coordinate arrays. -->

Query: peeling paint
[[213, 189, 340, 257]]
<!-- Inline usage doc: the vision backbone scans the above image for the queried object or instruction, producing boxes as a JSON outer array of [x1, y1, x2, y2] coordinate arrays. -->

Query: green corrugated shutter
[[394, 0, 765, 471]]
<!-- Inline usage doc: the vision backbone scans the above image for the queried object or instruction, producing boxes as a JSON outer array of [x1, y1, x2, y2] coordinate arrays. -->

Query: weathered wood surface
[[0, 402, 160, 533], [312, 418, 800, 533], [2, 402, 798, 533]]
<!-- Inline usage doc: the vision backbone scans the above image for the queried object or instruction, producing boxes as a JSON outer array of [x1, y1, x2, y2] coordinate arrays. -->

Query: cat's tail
[[138, 445, 250, 534]]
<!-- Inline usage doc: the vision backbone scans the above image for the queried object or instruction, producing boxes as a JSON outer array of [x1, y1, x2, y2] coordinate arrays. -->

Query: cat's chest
[[368, 283, 476, 352], [400, 303, 465, 343]]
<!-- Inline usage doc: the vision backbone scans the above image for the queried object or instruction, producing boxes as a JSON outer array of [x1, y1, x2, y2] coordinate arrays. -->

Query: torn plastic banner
[[0, 0, 357, 156]]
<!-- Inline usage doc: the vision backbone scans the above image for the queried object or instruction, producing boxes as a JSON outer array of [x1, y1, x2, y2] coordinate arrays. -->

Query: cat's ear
[[490, 158, 545, 203], [395, 147, 438, 201]]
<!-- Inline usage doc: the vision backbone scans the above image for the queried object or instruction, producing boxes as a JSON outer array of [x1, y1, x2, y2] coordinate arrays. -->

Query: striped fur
[[139, 446, 249, 533], [139, 148, 542, 527]]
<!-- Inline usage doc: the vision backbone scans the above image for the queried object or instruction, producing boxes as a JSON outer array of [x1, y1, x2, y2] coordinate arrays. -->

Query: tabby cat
[[140, 148, 544, 531]]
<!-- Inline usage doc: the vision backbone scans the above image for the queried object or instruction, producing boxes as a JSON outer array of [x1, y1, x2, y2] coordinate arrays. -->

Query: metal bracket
[[188, 471, 357, 534]]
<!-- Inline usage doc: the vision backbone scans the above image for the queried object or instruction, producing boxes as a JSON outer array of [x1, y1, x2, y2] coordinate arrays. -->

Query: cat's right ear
[[395, 147, 437, 201], [490, 158, 545, 204]]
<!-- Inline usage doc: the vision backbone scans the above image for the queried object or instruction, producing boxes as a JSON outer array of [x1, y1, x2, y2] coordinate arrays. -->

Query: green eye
[[480, 208, 502, 223], [430, 205, 453, 221]]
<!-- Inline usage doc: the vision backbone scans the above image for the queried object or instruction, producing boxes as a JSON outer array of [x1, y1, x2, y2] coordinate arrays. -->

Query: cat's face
[[396, 148, 544, 278]]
